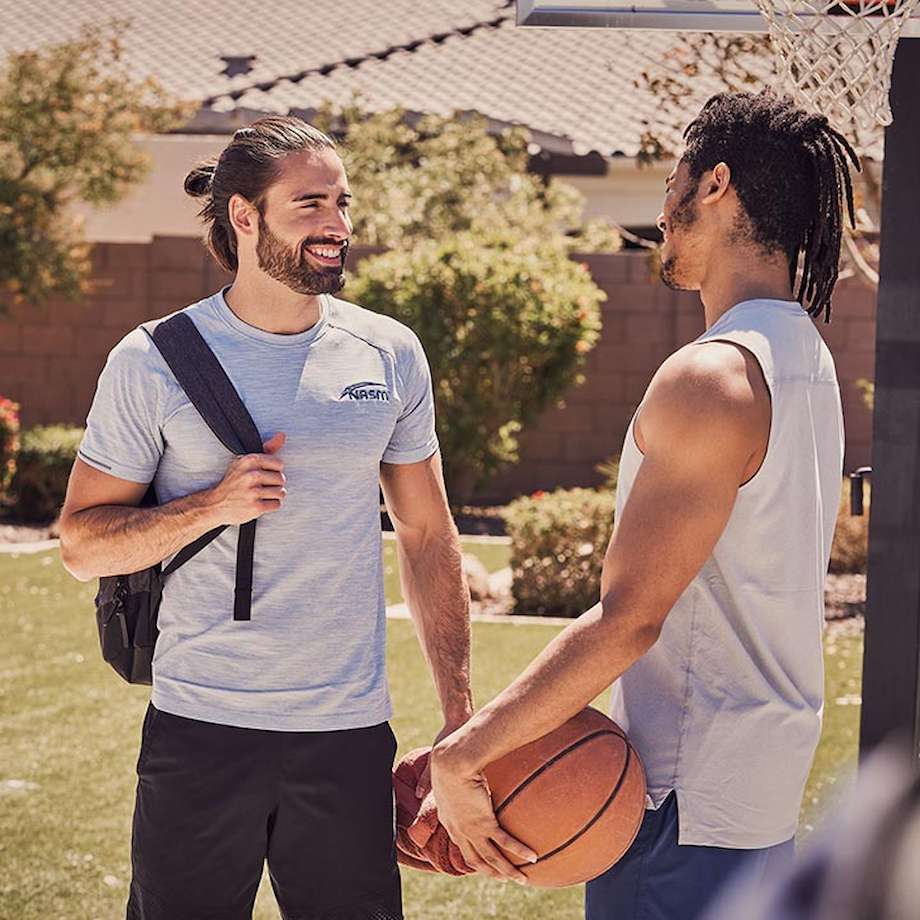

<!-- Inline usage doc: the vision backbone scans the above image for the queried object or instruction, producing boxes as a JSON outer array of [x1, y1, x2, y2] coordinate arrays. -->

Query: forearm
[[60, 489, 222, 582], [398, 526, 473, 723], [435, 600, 657, 772]]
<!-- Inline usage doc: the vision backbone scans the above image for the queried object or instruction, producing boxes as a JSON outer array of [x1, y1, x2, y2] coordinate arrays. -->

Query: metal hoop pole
[[859, 37, 920, 766]]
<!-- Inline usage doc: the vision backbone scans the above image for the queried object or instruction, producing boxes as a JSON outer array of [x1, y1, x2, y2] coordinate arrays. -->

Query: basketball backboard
[[517, 0, 920, 36]]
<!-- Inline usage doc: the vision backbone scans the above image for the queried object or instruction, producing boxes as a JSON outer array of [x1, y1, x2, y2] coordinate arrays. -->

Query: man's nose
[[324, 210, 352, 241], [656, 213, 667, 235]]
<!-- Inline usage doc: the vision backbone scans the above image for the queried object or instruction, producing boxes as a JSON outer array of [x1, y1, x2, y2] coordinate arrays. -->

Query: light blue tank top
[[610, 299, 845, 847]]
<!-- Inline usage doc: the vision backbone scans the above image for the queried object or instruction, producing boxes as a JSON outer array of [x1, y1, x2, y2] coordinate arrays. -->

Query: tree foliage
[[314, 102, 620, 253], [0, 23, 193, 306], [348, 232, 604, 501]]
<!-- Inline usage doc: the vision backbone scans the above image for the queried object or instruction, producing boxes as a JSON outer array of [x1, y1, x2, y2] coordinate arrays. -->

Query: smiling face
[[253, 147, 353, 295]]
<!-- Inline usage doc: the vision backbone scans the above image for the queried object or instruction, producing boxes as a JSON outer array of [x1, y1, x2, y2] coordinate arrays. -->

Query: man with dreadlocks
[[429, 89, 858, 919]]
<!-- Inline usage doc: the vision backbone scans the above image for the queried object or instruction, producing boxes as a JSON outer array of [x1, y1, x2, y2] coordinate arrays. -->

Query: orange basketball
[[482, 707, 646, 888]]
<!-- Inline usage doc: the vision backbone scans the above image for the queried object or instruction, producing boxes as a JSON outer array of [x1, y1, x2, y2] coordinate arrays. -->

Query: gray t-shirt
[[79, 288, 439, 731]]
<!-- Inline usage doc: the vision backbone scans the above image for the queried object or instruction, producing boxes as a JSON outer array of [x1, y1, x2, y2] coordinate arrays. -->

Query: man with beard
[[58, 116, 493, 919], [430, 91, 857, 919]]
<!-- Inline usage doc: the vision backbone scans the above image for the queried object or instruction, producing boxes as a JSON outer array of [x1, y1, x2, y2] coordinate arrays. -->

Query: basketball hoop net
[[755, 0, 920, 130]]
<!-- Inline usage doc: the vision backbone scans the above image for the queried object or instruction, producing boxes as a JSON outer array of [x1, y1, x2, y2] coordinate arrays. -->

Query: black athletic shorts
[[126, 704, 402, 920]]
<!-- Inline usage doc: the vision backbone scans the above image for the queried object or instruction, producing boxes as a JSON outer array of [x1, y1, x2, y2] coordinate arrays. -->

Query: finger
[[246, 470, 285, 488], [242, 453, 285, 472], [258, 470, 286, 487], [459, 842, 503, 880], [263, 432, 286, 454], [257, 499, 283, 514], [478, 838, 529, 882], [493, 828, 538, 866], [257, 486, 286, 501], [415, 763, 431, 799]]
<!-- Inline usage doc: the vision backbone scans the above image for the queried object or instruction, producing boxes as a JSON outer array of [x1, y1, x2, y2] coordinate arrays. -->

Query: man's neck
[[224, 274, 324, 335], [698, 255, 796, 330]]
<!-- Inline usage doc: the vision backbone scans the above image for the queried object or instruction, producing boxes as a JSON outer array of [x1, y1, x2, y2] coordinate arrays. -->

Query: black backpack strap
[[143, 313, 266, 621]]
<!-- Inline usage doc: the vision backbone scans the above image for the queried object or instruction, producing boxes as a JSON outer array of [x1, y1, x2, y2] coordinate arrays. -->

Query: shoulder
[[102, 321, 175, 391], [327, 296, 425, 361], [642, 341, 769, 446], [655, 341, 766, 409], [105, 326, 161, 370], [118, 297, 217, 370]]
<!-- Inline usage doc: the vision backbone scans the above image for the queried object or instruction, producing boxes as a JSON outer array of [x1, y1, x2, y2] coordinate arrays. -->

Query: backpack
[[94, 312, 265, 684]]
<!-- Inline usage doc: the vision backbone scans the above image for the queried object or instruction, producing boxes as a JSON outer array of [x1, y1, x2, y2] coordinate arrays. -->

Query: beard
[[256, 213, 348, 295], [660, 181, 699, 291]]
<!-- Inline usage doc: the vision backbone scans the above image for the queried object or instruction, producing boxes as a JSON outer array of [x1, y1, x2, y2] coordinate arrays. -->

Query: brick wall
[[482, 253, 876, 501], [0, 237, 875, 502]]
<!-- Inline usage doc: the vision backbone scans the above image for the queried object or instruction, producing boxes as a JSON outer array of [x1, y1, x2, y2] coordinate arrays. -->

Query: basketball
[[482, 707, 646, 888]]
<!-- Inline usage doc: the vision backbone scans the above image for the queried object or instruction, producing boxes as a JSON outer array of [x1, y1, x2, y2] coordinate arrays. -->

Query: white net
[[755, 0, 920, 130]]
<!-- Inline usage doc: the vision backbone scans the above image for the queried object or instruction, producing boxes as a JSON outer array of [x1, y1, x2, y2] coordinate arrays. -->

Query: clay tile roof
[[0, 0, 880, 159]]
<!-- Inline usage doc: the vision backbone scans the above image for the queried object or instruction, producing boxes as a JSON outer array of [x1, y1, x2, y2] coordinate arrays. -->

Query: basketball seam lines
[[492, 728, 636, 870], [493, 729, 623, 816], [518, 739, 633, 868]]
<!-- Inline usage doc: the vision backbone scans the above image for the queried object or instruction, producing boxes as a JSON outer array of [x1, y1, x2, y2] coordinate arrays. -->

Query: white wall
[[76, 135, 229, 243], [566, 158, 671, 228], [76, 134, 673, 243]]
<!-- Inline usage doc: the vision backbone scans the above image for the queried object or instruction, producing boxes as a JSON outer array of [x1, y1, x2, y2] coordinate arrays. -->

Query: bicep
[[61, 458, 149, 520], [601, 448, 740, 627], [601, 351, 762, 628]]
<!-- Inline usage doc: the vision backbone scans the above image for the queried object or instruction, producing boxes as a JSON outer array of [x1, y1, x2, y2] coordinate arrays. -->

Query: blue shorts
[[585, 792, 795, 920]]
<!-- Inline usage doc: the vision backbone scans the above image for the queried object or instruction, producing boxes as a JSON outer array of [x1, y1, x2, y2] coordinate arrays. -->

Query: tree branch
[[843, 232, 879, 289]]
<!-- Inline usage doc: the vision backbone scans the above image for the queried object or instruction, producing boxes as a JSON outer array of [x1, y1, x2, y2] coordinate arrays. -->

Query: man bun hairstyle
[[682, 90, 860, 323], [183, 115, 337, 272], [184, 161, 217, 198]]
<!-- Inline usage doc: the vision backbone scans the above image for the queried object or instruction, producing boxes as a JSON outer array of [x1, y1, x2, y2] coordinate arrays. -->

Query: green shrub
[[505, 487, 615, 617], [12, 425, 83, 522], [830, 477, 869, 574], [504, 477, 863, 620], [349, 232, 604, 502], [0, 396, 20, 499]]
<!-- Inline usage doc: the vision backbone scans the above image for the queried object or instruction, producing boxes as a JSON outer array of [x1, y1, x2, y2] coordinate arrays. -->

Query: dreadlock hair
[[184, 115, 336, 272], [682, 90, 860, 322]]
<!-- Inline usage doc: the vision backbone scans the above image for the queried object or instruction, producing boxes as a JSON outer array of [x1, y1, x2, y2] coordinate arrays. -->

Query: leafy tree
[[348, 231, 604, 502], [0, 23, 193, 307], [314, 102, 620, 253]]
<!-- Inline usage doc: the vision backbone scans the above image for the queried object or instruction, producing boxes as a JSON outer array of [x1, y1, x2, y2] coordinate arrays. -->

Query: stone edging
[[385, 601, 573, 627], [0, 534, 511, 554], [0, 538, 60, 555], [381, 531, 511, 545]]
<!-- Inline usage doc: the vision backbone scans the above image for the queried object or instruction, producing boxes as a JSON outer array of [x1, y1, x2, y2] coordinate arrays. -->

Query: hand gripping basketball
[[482, 707, 647, 888]]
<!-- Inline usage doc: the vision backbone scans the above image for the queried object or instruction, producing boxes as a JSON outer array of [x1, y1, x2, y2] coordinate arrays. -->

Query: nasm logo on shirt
[[340, 381, 390, 401]]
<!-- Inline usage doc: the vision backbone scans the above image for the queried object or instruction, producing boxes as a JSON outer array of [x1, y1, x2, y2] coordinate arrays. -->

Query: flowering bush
[[504, 487, 615, 617], [12, 425, 83, 521], [0, 396, 21, 499]]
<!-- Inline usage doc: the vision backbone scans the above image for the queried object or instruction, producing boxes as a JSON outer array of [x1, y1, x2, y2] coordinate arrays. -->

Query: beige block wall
[[75, 136, 672, 244], [0, 239, 874, 503]]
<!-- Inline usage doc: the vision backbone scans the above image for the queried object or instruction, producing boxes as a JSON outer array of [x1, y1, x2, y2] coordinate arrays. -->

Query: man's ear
[[228, 193, 259, 241], [701, 162, 732, 204]]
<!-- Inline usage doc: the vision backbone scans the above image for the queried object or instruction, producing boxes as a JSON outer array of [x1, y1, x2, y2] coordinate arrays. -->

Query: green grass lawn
[[0, 549, 862, 920], [382, 535, 511, 604]]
